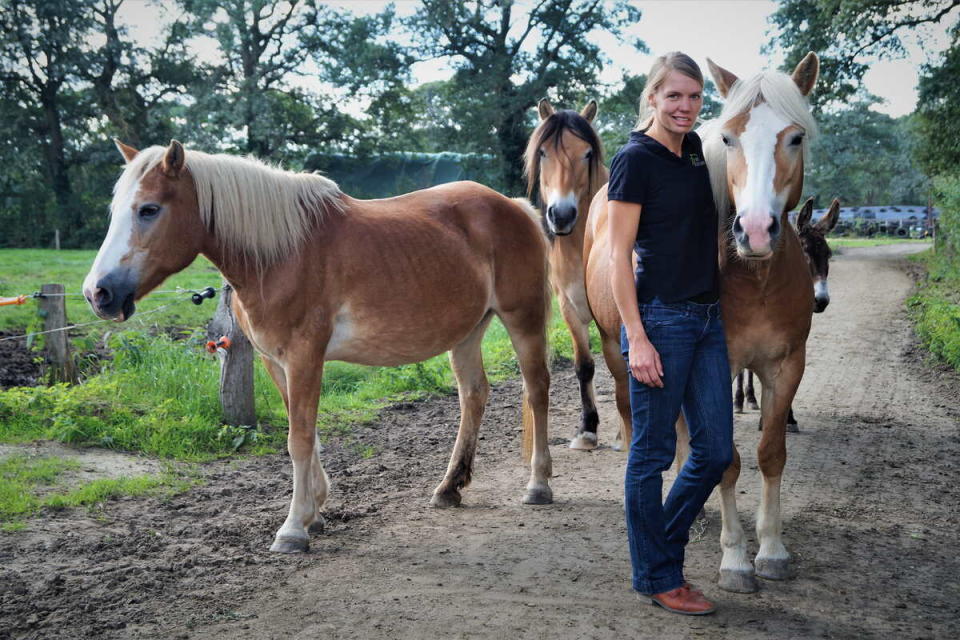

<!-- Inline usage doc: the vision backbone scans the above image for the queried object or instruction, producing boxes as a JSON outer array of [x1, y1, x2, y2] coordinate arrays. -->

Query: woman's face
[[648, 70, 703, 135]]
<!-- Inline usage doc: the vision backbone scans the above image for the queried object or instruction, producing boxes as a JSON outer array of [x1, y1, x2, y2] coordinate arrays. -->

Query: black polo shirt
[[607, 131, 719, 304]]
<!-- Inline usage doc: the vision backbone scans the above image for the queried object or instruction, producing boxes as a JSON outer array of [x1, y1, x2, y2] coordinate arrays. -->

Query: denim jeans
[[620, 297, 734, 595]]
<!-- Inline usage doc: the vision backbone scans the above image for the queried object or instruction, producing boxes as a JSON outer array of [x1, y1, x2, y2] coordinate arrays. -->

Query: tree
[[404, 0, 644, 194]]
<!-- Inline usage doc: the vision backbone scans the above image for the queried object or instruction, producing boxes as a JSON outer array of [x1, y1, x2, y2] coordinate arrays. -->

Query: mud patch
[[0, 332, 41, 388]]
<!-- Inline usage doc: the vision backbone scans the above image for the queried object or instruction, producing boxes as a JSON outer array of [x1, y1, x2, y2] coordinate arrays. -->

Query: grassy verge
[[828, 237, 930, 249], [907, 249, 960, 371], [0, 453, 197, 531]]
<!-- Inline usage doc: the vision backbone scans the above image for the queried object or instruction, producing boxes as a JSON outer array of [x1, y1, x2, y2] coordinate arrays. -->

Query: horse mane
[[700, 70, 819, 226], [115, 146, 344, 268], [523, 109, 605, 202]]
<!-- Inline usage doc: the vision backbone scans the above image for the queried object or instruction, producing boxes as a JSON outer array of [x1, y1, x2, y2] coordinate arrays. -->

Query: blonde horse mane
[[700, 69, 819, 225], [114, 146, 344, 268]]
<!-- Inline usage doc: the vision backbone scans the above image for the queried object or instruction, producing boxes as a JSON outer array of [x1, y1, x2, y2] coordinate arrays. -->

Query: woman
[[607, 52, 733, 616]]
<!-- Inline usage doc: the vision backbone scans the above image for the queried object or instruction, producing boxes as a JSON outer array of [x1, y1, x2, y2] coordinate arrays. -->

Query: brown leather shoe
[[643, 585, 717, 616]]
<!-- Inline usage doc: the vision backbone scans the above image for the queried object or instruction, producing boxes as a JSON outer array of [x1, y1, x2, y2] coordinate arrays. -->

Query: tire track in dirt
[[3, 243, 958, 640]]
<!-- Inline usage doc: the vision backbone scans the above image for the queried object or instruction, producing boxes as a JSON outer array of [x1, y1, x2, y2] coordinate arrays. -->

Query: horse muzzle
[[732, 212, 780, 259], [546, 204, 578, 236], [84, 269, 138, 321]]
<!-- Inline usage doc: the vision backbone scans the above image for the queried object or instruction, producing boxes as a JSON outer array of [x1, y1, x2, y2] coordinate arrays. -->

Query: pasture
[[1, 242, 958, 638]]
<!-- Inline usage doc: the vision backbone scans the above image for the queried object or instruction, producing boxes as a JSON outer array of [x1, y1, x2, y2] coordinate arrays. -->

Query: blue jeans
[[620, 298, 734, 595]]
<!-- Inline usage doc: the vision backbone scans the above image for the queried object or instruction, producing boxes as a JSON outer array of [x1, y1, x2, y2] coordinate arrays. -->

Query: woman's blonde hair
[[634, 51, 704, 132]]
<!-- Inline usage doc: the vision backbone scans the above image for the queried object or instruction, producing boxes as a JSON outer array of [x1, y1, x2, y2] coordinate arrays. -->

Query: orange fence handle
[[0, 295, 28, 307]]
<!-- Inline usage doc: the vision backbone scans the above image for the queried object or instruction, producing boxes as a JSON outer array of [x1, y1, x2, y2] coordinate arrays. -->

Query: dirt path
[[3, 243, 959, 640]]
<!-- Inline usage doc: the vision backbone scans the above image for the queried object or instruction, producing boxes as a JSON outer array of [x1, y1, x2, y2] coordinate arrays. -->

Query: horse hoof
[[308, 516, 326, 535], [430, 491, 462, 508], [522, 487, 553, 505], [568, 433, 598, 450], [786, 423, 799, 434], [756, 557, 792, 580], [718, 569, 759, 593], [748, 401, 760, 411], [270, 535, 309, 554]]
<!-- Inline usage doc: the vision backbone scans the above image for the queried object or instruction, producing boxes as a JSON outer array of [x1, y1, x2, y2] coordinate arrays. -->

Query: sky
[[120, 0, 957, 118]]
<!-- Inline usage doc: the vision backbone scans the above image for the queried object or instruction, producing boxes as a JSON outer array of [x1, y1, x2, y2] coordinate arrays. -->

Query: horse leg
[[734, 370, 745, 414], [270, 358, 328, 553], [500, 309, 553, 505], [599, 330, 632, 451], [746, 370, 759, 410], [716, 445, 758, 592], [431, 315, 493, 508], [263, 355, 327, 532], [558, 287, 599, 450], [754, 355, 804, 580]]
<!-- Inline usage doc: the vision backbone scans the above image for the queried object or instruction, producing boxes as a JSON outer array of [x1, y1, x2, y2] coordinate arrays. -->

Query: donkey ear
[[580, 99, 598, 122], [707, 58, 738, 98], [796, 197, 814, 231], [114, 139, 139, 164], [162, 139, 185, 178], [815, 198, 841, 234], [538, 98, 555, 121], [791, 52, 819, 97]]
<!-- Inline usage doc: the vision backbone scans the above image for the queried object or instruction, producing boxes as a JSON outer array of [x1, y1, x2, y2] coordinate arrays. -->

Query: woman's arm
[[608, 199, 664, 388]]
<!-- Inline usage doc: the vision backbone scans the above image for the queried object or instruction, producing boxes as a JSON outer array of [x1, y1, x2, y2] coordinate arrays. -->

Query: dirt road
[[2, 243, 958, 640]]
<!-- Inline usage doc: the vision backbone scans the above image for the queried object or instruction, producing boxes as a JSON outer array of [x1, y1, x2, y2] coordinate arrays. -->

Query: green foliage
[[932, 173, 960, 256], [908, 249, 960, 371], [914, 37, 960, 176]]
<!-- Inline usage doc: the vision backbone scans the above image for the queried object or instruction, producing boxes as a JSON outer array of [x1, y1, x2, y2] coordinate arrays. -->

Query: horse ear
[[796, 197, 814, 231], [707, 58, 738, 98], [538, 98, 555, 121], [791, 52, 819, 97], [162, 139, 185, 178], [114, 139, 139, 164], [815, 198, 841, 234], [580, 99, 598, 122]]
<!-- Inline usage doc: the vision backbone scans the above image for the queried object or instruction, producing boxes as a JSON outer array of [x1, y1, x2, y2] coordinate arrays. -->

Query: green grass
[[828, 237, 930, 248], [907, 248, 960, 371], [0, 452, 196, 530]]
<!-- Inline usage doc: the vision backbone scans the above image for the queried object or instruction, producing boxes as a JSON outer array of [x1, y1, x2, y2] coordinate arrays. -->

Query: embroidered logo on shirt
[[689, 153, 706, 167]]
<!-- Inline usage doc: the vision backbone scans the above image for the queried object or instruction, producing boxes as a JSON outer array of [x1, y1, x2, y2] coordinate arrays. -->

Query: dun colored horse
[[83, 141, 554, 553], [735, 196, 840, 428], [586, 53, 822, 593], [523, 99, 615, 450]]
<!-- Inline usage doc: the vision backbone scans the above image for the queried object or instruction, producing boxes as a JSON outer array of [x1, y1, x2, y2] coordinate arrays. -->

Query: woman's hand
[[627, 333, 664, 388]]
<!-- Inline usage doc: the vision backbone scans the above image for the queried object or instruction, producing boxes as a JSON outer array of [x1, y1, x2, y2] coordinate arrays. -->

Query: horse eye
[[790, 134, 804, 146], [538, 149, 546, 159], [138, 204, 161, 219], [721, 135, 732, 147], [584, 150, 593, 160]]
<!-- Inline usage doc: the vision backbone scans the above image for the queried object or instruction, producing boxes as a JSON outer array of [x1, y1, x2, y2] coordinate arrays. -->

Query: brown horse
[[586, 53, 821, 593], [735, 196, 841, 425], [523, 98, 614, 449], [83, 141, 554, 553]]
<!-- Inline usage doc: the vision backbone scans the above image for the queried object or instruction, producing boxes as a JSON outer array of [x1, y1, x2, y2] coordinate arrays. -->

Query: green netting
[[303, 152, 502, 199]]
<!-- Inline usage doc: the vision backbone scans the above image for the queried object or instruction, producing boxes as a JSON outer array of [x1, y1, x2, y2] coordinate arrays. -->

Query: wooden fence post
[[209, 283, 256, 426], [38, 284, 77, 384]]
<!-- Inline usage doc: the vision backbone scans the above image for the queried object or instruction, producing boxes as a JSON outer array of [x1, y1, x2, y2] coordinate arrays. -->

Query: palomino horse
[[586, 53, 821, 593], [83, 141, 554, 553], [523, 98, 617, 450], [735, 196, 841, 427]]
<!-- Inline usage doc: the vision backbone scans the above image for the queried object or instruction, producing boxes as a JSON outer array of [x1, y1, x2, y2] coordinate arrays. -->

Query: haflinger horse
[[735, 196, 841, 427], [83, 140, 555, 553], [523, 98, 621, 450], [585, 52, 821, 593]]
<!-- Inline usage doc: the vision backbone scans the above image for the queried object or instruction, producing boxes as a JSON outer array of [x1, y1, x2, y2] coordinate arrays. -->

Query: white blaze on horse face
[[736, 103, 791, 252], [82, 175, 142, 299]]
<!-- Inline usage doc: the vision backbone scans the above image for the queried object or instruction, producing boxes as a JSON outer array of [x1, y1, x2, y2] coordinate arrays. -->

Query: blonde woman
[[608, 52, 733, 616]]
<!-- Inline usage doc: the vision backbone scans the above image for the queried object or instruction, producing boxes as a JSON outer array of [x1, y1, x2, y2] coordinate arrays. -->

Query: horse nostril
[[733, 217, 743, 234], [94, 286, 113, 307], [769, 215, 781, 237]]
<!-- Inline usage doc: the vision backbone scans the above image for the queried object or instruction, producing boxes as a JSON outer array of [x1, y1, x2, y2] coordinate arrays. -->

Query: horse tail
[[511, 196, 552, 463]]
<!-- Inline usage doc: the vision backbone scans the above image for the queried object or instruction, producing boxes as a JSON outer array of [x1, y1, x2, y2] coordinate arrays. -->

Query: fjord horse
[[585, 53, 822, 593], [84, 141, 554, 553], [735, 197, 841, 427], [523, 99, 615, 450]]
